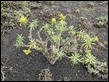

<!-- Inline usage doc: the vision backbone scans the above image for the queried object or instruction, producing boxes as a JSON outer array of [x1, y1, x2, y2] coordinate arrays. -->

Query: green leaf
[[77, 30, 85, 39], [70, 52, 81, 64], [51, 35, 60, 43], [84, 53, 96, 65], [82, 35, 95, 49], [28, 39, 36, 49], [55, 23, 66, 32], [42, 23, 49, 30], [29, 19, 38, 30], [60, 26, 66, 32], [69, 25, 76, 35], [46, 28, 54, 35], [56, 50, 65, 60], [85, 49, 91, 55], [59, 20, 67, 26], [14, 34, 24, 48]]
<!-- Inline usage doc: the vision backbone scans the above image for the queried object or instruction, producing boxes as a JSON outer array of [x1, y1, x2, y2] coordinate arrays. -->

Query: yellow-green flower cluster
[[51, 14, 66, 24], [23, 40, 36, 55], [23, 48, 31, 55], [92, 36, 99, 42], [59, 14, 66, 20], [51, 18, 56, 24], [19, 15, 27, 25]]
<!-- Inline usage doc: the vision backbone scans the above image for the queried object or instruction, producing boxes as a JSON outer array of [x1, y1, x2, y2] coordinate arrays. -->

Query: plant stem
[[29, 27, 32, 40], [57, 31, 62, 50], [37, 31, 42, 41], [22, 44, 29, 47]]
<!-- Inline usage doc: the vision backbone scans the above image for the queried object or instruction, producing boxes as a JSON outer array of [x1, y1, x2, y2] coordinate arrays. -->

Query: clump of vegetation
[[14, 34, 25, 48], [30, 1, 42, 9], [86, 61, 108, 79], [69, 52, 82, 64], [87, 2, 94, 8], [1, 1, 31, 35], [75, 8, 81, 14], [14, 13, 108, 79], [38, 68, 53, 81], [82, 34, 96, 50], [94, 16, 108, 28]]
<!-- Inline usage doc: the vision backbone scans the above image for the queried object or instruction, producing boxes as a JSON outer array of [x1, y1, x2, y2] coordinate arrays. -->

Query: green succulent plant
[[86, 64, 99, 74], [1, 1, 30, 36], [55, 20, 67, 32], [56, 50, 65, 60], [29, 19, 38, 30], [51, 35, 60, 43], [14, 34, 24, 48], [77, 30, 86, 39], [69, 25, 76, 36], [59, 20, 67, 27], [28, 39, 36, 49], [95, 16, 108, 28], [86, 61, 108, 79], [14, 13, 108, 79], [84, 53, 96, 65], [85, 49, 91, 55], [82, 35, 95, 50], [47, 28, 55, 35], [42, 23, 50, 31], [70, 52, 82, 64], [56, 25, 66, 32]]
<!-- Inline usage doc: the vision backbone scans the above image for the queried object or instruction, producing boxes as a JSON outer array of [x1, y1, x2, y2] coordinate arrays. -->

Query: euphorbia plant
[[14, 14, 108, 79]]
